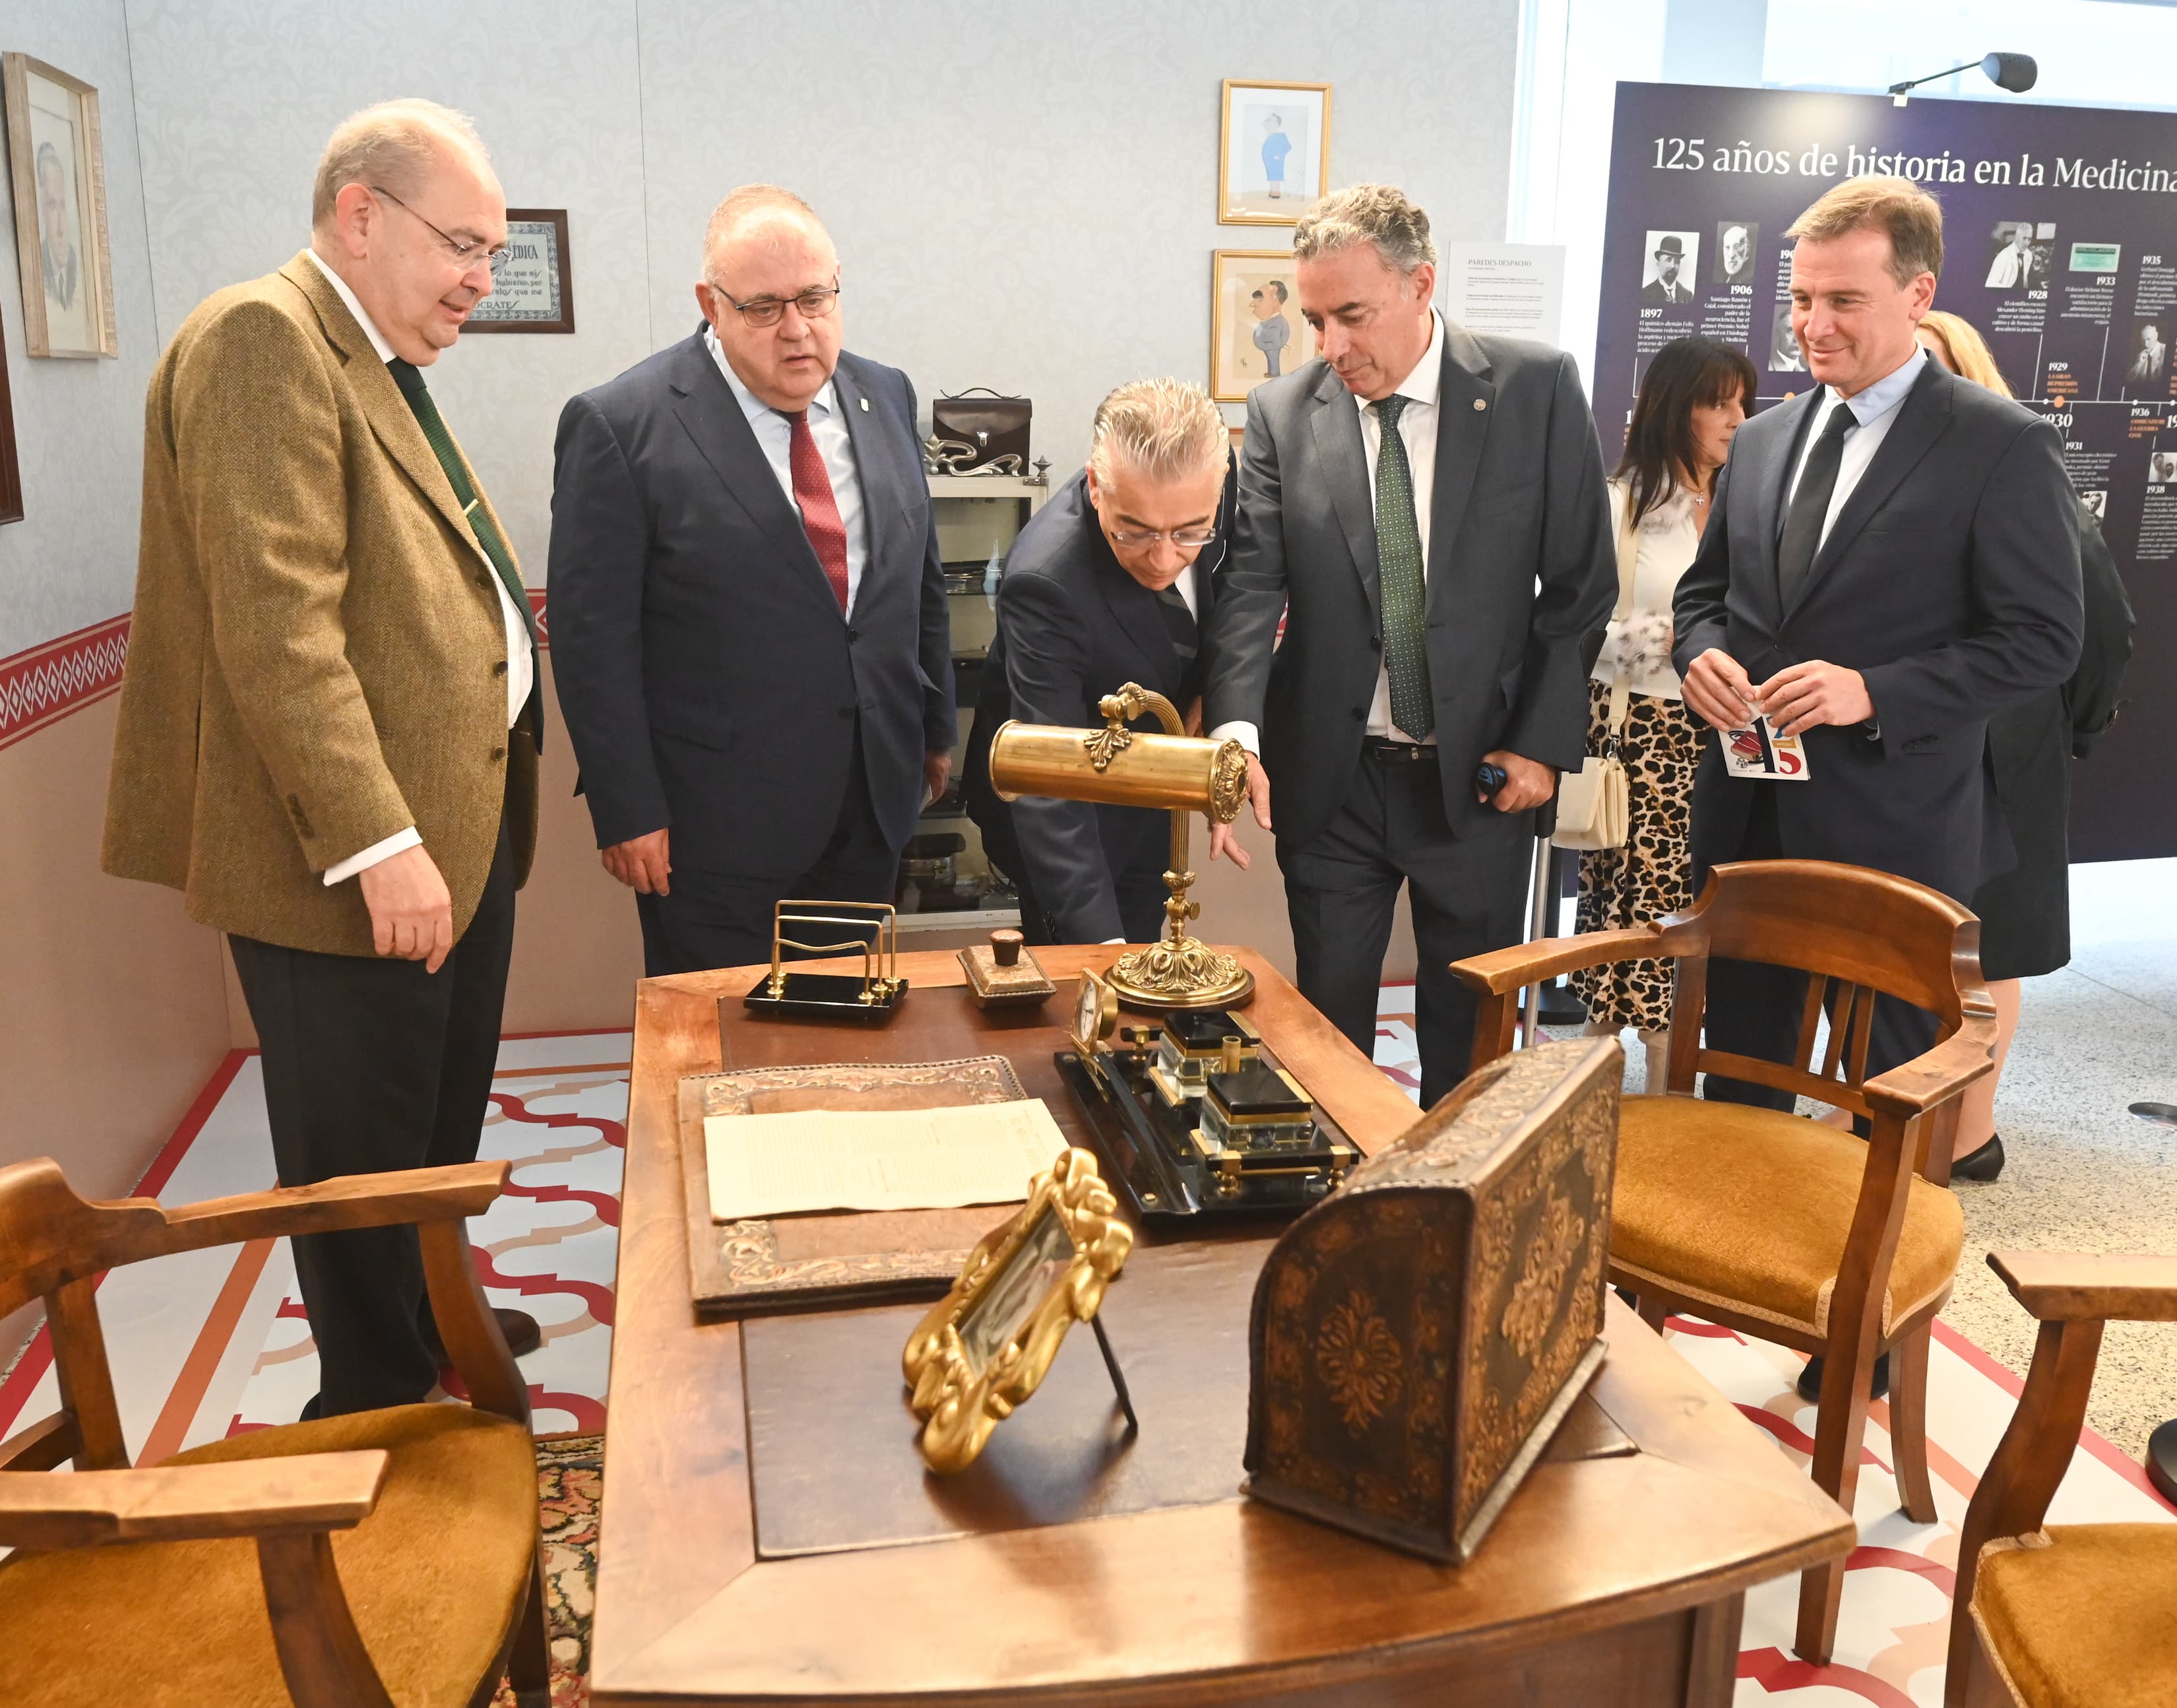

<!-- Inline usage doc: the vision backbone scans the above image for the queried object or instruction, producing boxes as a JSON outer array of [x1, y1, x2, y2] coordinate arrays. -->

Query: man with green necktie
[[1201, 183, 1618, 1106], [103, 98, 544, 1417]]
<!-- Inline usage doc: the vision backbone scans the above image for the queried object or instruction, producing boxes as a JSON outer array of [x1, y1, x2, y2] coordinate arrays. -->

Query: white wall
[[119, 0, 1521, 579]]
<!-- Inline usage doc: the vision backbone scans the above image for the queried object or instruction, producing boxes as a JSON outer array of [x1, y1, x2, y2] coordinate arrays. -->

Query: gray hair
[[1292, 183, 1438, 274], [311, 99, 490, 230], [703, 184, 829, 286], [1088, 378, 1227, 486]]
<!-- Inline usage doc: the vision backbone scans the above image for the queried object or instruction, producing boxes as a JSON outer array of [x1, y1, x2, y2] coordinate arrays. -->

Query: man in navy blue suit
[[548, 186, 953, 974]]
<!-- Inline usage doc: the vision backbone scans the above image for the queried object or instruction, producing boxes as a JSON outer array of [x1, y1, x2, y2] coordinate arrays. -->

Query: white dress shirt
[[1212, 309, 1448, 757], [305, 247, 533, 887], [705, 326, 869, 614], [1783, 344, 1926, 552]]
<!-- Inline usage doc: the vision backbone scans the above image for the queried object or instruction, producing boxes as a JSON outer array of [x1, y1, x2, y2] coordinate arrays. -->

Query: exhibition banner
[[1596, 82, 2170, 861]]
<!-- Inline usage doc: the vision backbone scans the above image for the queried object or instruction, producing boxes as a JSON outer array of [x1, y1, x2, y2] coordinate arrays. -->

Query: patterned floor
[[1, 1007, 2168, 1705]]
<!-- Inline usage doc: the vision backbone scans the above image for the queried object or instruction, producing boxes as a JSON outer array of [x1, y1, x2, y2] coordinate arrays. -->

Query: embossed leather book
[[1243, 1036, 1621, 1562]]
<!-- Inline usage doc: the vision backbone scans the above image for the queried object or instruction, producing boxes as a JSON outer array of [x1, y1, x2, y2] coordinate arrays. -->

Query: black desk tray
[[1054, 1046, 1355, 1226], [742, 973, 909, 1023]]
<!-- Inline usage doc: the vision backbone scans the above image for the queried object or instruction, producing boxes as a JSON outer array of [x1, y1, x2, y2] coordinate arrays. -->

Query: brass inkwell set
[[988, 684, 1355, 1222]]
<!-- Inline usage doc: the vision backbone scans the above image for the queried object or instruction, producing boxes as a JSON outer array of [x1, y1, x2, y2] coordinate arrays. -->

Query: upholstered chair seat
[[1969, 1526, 2177, 1708], [0, 1405, 535, 1708], [1612, 1096, 1965, 1338]]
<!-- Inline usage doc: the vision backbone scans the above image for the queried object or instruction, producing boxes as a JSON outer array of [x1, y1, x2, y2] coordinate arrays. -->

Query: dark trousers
[[1701, 788, 1938, 1110], [1280, 751, 1530, 1110], [1013, 862, 1172, 947], [228, 802, 517, 1418], [637, 734, 897, 976]]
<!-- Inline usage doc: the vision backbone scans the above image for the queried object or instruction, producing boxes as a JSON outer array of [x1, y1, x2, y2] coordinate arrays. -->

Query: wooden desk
[[592, 948, 1852, 1707]]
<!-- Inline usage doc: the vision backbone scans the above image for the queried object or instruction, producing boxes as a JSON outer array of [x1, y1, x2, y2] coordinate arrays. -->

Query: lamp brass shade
[[985, 683, 1254, 1011], [988, 720, 1249, 821]]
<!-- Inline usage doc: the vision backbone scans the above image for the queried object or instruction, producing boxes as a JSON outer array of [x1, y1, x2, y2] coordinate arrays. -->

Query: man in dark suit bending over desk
[[549, 185, 953, 974], [1199, 183, 1617, 1107], [1673, 175, 2082, 1114], [963, 379, 1236, 945]]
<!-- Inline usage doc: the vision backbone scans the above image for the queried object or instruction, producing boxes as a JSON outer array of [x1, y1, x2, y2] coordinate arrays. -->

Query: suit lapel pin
[[860, 397, 869, 412], [1473, 398, 1488, 411]]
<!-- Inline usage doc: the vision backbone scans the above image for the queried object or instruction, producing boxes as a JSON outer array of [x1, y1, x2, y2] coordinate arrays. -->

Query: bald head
[[309, 98, 505, 365], [695, 183, 843, 412]]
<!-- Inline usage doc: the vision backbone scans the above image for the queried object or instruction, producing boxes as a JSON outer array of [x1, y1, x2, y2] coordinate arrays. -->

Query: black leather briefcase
[[930, 387, 1031, 471]]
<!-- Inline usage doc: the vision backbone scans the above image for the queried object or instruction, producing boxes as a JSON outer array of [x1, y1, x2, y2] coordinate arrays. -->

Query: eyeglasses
[[715, 280, 842, 329], [370, 185, 509, 279], [1106, 525, 1218, 548]]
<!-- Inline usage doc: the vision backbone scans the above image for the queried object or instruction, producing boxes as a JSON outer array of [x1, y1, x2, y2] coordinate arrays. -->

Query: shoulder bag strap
[[1604, 484, 1642, 742]]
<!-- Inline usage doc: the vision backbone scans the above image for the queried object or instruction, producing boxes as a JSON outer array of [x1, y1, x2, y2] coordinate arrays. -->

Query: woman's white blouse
[[1591, 476, 1701, 701]]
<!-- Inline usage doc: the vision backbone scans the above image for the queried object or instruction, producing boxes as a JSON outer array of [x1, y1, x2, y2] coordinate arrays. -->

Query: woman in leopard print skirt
[[1569, 338, 1756, 1089]]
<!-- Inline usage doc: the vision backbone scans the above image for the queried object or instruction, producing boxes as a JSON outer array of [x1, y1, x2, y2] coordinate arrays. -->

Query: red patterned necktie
[[782, 408, 850, 614]]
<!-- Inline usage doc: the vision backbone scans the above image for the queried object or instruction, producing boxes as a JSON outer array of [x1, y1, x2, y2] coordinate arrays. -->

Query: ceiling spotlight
[[1889, 53, 2038, 106]]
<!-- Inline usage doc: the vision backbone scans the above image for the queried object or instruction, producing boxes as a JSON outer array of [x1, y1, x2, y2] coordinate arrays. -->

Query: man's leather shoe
[[422, 1308, 543, 1362], [1796, 1351, 1889, 1404], [1950, 1135, 2005, 1182]]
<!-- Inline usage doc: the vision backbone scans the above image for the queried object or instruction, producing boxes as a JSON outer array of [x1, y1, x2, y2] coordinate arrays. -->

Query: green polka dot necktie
[[1373, 395, 1433, 740]]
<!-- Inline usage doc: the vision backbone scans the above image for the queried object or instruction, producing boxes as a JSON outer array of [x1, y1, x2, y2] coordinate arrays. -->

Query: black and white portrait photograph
[[1984, 219, 2053, 292], [1714, 220, 1757, 285], [2123, 318, 2169, 401], [1640, 229, 1697, 307], [2079, 488, 2108, 521], [1769, 301, 1804, 372], [2149, 449, 2177, 487]]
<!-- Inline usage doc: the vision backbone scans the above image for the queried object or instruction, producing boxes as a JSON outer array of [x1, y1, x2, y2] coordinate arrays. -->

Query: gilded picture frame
[[3, 53, 117, 358], [1211, 249, 1319, 402], [1217, 78, 1331, 227], [902, 1146, 1133, 1474]]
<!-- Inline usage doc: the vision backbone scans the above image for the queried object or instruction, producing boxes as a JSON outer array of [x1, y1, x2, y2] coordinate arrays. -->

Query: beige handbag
[[1552, 491, 1639, 852]]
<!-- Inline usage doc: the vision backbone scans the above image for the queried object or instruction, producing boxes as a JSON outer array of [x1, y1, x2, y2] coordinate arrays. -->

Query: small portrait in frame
[[464, 207, 575, 334], [1218, 79, 1330, 226], [902, 1147, 1133, 1474], [1212, 250, 1321, 402], [3, 53, 118, 358]]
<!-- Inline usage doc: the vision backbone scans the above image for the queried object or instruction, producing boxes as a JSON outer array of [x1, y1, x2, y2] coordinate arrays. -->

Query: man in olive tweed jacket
[[102, 100, 543, 1416]]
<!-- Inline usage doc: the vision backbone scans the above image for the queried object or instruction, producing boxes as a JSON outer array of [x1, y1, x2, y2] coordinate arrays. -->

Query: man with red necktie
[[549, 185, 953, 974]]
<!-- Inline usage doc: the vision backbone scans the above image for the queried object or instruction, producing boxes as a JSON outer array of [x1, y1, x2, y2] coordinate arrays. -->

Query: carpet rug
[[491, 1432, 603, 1708]]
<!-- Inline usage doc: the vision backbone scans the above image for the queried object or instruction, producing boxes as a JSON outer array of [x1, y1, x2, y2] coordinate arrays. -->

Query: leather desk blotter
[[678, 1054, 1036, 1317], [741, 1239, 1635, 1559]]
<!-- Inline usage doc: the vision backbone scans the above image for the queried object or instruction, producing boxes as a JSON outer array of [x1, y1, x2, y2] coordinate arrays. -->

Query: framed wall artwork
[[1211, 249, 1317, 402], [0, 309, 20, 522], [3, 53, 117, 358], [1218, 79, 1329, 226], [464, 206, 575, 333]]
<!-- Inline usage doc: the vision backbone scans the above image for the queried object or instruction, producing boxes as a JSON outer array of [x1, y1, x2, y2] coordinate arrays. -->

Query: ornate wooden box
[[1243, 1036, 1621, 1563]]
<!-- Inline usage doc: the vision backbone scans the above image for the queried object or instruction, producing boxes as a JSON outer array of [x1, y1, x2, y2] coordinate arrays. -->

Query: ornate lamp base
[[1107, 932, 1255, 1011]]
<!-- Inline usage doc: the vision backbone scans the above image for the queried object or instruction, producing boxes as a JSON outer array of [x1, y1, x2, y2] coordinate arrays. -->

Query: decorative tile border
[[0, 593, 552, 754], [0, 614, 130, 753]]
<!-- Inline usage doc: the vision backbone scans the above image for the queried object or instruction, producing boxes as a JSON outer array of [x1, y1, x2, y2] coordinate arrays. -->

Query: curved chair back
[[1653, 860, 1989, 1125]]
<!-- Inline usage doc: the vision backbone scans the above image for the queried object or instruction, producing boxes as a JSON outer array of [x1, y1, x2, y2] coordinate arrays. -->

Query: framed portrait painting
[[3, 53, 117, 358], [1218, 79, 1329, 226], [464, 207, 575, 333], [1211, 249, 1317, 402]]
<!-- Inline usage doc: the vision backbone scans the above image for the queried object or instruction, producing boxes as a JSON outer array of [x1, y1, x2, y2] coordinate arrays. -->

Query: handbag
[[930, 387, 1031, 472], [1552, 489, 1639, 852]]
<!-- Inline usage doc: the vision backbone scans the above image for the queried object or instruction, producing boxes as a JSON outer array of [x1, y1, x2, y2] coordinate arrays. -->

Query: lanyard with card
[[1722, 715, 1812, 781]]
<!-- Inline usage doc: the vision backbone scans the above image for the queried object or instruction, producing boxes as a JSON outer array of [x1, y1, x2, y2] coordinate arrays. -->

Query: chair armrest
[[1449, 928, 1666, 997], [0, 1451, 389, 1550], [1860, 1014, 1998, 1118], [1988, 1251, 2177, 1323], [146, 1161, 510, 1258]]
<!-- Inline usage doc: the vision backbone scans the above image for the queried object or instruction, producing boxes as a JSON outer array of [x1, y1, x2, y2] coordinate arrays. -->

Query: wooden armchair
[[1451, 858, 1999, 1664], [0, 1156, 548, 1708], [1946, 1252, 2177, 1707]]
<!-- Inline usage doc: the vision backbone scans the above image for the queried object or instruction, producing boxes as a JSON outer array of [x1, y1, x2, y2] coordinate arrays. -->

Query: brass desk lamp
[[988, 682, 1253, 1009]]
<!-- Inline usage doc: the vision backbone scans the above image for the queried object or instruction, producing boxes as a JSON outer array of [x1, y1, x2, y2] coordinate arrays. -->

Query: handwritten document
[[705, 1099, 1069, 1221]]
